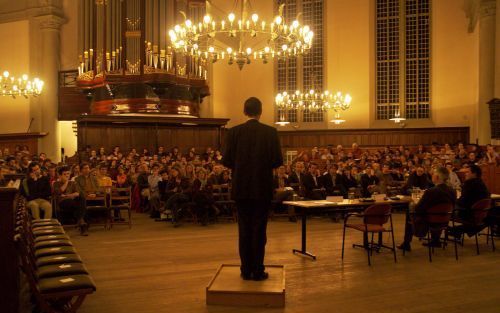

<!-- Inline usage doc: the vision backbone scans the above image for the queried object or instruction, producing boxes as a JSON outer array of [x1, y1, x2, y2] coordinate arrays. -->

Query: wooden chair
[[109, 187, 132, 228], [453, 199, 491, 255], [423, 203, 457, 262], [341, 203, 396, 266], [212, 184, 237, 222], [84, 187, 109, 230]]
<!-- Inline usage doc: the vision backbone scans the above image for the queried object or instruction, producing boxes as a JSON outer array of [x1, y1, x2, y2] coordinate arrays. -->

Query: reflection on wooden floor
[[69, 212, 500, 313]]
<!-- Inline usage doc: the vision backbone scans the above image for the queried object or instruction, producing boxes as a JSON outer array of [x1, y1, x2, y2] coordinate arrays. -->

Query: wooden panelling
[[480, 164, 500, 194], [58, 87, 91, 121], [0, 132, 47, 156], [276, 127, 469, 149], [77, 115, 228, 156]]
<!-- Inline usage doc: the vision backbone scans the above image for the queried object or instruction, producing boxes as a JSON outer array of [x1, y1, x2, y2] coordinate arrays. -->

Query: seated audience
[[321, 164, 346, 197], [403, 166, 433, 195]]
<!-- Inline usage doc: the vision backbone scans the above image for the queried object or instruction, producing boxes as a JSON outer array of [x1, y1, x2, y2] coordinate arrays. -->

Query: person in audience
[[115, 166, 130, 187], [191, 168, 214, 225], [398, 166, 456, 251], [322, 164, 346, 197], [455, 164, 490, 220], [272, 165, 295, 220], [165, 166, 191, 227], [351, 143, 362, 159], [445, 162, 461, 190], [19, 156, 30, 174], [341, 167, 358, 190], [75, 162, 100, 204], [288, 161, 306, 196], [53, 166, 87, 235], [6, 156, 21, 174], [484, 144, 499, 164], [403, 166, 433, 195], [137, 163, 150, 211], [148, 163, 162, 218], [378, 164, 398, 194], [208, 164, 224, 185], [360, 166, 380, 197], [21, 162, 53, 219], [303, 162, 325, 200], [96, 163, 113, 188]]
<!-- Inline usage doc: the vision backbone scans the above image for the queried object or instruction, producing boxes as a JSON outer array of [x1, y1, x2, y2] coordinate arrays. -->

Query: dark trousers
[[59, 198, 85, 222], [236, 199, 269, 275]]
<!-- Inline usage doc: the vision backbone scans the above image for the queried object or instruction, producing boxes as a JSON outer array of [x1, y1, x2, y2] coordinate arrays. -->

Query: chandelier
[[0, 71, 44, 98], [390, 109, 406, 123], [275, 90, 352, 112], [168, 1, 314, 70]]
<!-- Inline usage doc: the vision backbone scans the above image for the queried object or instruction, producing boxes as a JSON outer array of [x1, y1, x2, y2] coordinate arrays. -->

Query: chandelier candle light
[[389, 109, 406, 123], [0, 71, 44, 98], [168, 1, 314, 70], [275, 90, 352, 112]]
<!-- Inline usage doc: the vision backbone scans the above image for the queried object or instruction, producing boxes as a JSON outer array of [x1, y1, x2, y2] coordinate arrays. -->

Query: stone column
[[36, 14, 65, 161], [477, 0, 496, 144]]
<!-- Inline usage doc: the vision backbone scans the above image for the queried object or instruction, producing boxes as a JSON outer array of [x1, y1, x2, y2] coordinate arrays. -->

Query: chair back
[[363, 203, 391, 225], [471, 198, 491, 225], [426, 203, 453, 224]]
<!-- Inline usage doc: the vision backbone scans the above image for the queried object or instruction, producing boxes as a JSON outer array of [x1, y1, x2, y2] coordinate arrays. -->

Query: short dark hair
[[244, 97, 262, 116], [28, 162, 40, 173], [58, 166, 71, 176], [469, 164, 482, 178]]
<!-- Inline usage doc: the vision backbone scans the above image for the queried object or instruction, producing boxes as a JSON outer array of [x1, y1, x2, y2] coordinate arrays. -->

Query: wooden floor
[[68, 212, 500, 313]]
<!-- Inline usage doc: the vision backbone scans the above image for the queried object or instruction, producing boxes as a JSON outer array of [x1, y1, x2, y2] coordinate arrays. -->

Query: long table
[[283, 198, 412, 260]]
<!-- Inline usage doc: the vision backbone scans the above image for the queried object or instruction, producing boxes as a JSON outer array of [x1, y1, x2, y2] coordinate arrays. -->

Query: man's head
[[432, 166, 449, 185], [244, 97, 262, 118], [416, 166, 425, 176], [295, 162, 304, 173], [80, 163, 91, 176], [277, 165, 286, 175], [309, 163, 318, 174], [382, 164, 391, 174], [329, 164, 338, 175], [99, 163, 108, 176], [58, 166, 71, 182], [213, 164, 223, 175], [28, 162, 41, 176], [465, 164, 481, 180]]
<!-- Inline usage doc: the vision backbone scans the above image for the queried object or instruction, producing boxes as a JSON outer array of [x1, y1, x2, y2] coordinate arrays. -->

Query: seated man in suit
[[360, 166, 380, 197], [288, 161, 306, 196], [398, 166, 456, 251], [302, 162, 325, 200], [455, 164, 490, 220], [272, 165, 295, 220], [321, 164, 346, 197], [403, 166, 433, 195]]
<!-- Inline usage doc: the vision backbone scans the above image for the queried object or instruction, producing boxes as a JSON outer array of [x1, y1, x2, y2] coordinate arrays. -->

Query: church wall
[[0, 20, 31, 133]]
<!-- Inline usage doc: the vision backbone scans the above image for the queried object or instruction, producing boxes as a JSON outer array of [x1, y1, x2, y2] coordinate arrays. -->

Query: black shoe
[[240, 273, 252, 280], [252, 272, 269, 281], [422, 241, 441, 248], [397, 243, 411, 251]]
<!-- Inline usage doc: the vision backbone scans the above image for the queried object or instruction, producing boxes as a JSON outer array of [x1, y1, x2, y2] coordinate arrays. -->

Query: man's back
[[458, 177, 490, 209], [223, 119, 283, 201], [415, 183, 456, 214]]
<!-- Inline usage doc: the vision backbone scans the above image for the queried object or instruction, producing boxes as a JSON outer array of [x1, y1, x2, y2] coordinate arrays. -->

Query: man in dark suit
[[398, 166, 456, 251], [321, 164, 346, 197], [455, 164, 490, 220], [288, 161, 306, 196], [302, 162, 325, 200], [223, 97, 283, 281]]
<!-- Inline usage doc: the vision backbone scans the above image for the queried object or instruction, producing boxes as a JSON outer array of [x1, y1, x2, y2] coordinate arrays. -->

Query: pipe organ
[[77, 0, 209, 116]]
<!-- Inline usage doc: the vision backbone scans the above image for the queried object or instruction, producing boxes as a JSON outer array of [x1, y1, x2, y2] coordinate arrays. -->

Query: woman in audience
[[148, 163, 162, 217], [115, 166, 130, 187], [165, 166, 191, 227]]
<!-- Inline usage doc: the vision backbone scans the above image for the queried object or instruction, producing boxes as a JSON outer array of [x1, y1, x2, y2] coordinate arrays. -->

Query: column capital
[[480, 0, 496, 17], [36, 14, 66, 31]]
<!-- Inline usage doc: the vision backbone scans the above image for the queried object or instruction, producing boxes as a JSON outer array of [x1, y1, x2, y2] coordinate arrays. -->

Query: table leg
[[292, 209, 316, 260]]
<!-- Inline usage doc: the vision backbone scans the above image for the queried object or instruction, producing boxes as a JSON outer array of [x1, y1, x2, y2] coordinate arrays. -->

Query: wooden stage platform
[[67, 212, 500, 313]]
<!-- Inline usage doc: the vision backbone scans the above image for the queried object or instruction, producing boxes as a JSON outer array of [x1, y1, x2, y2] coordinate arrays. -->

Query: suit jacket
[[321, 173, 346, 196], [223, 119, 283, 201], [303, 173, 322, 191], [457, 177, 490, 209], [414, 183, 456, 215], [75, 174, 99, 196]]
